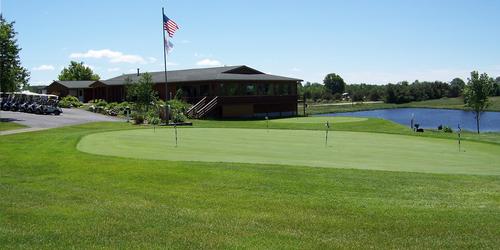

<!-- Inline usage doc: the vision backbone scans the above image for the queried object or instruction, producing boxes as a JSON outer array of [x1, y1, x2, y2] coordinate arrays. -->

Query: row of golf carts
[[0, 91, 63, 115]]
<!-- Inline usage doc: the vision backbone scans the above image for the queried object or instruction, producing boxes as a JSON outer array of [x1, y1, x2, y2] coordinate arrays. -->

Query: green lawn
[[305, 96, 500, 114], [0, 121, 26, 131], [1, 119, 500, 248], [78, 128, 500, 175]]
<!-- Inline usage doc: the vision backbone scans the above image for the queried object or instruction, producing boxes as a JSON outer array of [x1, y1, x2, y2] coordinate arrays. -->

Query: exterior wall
[[218, 95, 298, 118], [47, 83, 69, 97], [47, 83, 94, 102], [85, 80, 299, 118], [84, 89, 93, 102]]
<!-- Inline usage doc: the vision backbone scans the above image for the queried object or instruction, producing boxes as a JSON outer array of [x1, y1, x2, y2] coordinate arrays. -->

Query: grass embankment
[[0, 121, 26, 131], [304, 96, 500, 114], [1, 119, 499, 248]]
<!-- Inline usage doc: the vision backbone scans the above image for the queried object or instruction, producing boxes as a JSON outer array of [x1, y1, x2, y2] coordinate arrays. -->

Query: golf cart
[[0, 92, 10, 110], [8, 93, 24, 112], [38, 94, 62, 115], [19, 92, 37, 112]]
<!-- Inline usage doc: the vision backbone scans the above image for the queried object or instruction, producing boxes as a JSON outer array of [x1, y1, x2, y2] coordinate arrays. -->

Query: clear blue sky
[[4, 0, 500, 85]]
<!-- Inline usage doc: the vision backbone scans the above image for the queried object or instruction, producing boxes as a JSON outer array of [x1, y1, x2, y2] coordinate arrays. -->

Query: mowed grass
[[304, 96, 500, 114], [1, 120, 500, 248], [0, 121, 26, 131], [78, 128, 500, 175], [272, 116, 367, 123]]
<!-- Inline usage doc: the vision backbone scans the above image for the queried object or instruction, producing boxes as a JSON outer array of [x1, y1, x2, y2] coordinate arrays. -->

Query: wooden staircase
[[186, 96, 219, 119]]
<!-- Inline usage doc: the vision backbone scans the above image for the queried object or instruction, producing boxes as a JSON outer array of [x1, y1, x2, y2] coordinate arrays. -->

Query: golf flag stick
[[458, 123, 461, 152], [325, 121, 330, 147], [174, 124, 178, 147], [265, 116, 269, 132]]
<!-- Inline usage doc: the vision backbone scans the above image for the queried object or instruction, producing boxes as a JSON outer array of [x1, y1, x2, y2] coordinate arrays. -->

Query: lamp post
[[125, 106, 130, 123]]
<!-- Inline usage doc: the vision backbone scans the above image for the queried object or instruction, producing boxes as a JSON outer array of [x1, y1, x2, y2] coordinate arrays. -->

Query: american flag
[[163, 14, 179, 38]]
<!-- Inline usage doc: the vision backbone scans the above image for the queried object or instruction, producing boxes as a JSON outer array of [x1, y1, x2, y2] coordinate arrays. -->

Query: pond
[[317, 108, 500, 132]]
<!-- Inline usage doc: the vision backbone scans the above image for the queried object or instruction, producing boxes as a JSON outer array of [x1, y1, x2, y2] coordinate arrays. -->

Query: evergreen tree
[[0, 16, 30, 92]]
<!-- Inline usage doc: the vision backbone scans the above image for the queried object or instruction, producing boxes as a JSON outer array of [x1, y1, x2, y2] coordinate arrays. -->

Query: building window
[[246, 84, 256, 95], [226, 84, 238, 96]]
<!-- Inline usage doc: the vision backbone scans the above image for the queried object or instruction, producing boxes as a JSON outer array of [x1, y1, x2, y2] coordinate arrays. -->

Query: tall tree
[[0, 16, 30, 92], [449, 77, 465, 97], [323, 73, 346, 97], [464, 71, 493, 134], [126, 73, 158, 113], [493, 77, 500, 96], [58, 61, 100, 81]]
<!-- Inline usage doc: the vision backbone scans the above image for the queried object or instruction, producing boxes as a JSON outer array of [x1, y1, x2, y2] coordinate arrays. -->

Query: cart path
[[0, 108, 123, 135]]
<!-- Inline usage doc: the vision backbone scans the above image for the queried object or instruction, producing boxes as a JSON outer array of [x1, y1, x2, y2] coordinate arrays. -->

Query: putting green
[[272, 116, 367, 123], [77, 128, 500, 175]]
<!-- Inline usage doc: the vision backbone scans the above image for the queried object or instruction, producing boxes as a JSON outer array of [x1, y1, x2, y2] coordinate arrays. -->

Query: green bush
[[166, 99, 189, 123], [443, 126, 453, 133], [132, 113, 145, 125], [171, 111, 187, 123], [59, 96, 83, 108], [148, 116, 161, 126]]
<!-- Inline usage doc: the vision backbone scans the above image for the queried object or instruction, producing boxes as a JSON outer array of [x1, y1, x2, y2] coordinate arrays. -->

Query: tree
[[126, 73, 158, 113], [493, 77, 500, 96], [449, 78, 465, 97], [464, 71, 493, 134], [0, 16, 30, 92], [323, 73, 346, 97], [58, 61, 100, 81]]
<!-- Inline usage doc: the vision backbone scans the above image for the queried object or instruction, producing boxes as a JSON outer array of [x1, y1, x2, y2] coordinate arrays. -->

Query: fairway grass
[[2, 122, 500, 248], [78, 127, 500, 175], [272, 116, 367, 123]]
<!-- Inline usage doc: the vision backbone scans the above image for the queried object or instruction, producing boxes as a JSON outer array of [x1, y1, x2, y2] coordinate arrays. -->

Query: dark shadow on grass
[[0, 118, 24, 123]]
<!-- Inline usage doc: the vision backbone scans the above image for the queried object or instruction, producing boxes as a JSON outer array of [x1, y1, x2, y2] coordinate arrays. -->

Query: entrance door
[[78, 89, 84, 102]]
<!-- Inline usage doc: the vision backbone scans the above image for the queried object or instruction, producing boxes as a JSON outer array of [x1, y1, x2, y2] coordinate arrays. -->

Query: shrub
[[443, 126, 453, 133], [166, 99, 189, 123], [148, 116, 161, 126], [171, 112, 187, 123], [59, 96, 82, 108], [132, 113, 145, 125], [87, 99, 108, 114]]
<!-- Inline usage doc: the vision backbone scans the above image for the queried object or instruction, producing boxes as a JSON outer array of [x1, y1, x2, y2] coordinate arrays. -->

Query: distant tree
[[0, 16, 30, 92], [493, 77, 500, 96], [126, 73, 158, 113], [323, 73, 346, 97], [58, 61, 100, 81], [448, 78, 466, 97], [464, 71, 493, 134]]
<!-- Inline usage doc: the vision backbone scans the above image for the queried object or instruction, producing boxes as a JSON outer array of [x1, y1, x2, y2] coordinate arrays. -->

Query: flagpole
[[162, 7, 169, 101]]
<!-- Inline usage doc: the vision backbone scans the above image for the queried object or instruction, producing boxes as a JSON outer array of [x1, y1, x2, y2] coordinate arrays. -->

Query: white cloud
[[83, 64, 96, 70], [147, 57, 157, 64], [69, 49, 147, 64], [107, 67, 121, 72], [32, 64, 55, 71], [196, 58, 222, 67]]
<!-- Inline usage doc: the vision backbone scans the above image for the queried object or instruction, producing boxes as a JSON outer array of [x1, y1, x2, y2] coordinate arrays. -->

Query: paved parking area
[[0, 108, 123, 135]]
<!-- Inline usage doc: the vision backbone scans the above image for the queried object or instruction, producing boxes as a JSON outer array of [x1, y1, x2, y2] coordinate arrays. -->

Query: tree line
[[299, 74, 500, 104]]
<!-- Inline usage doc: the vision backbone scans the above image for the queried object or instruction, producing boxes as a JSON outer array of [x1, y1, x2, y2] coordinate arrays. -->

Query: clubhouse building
[[47, 65, 302, 118]]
